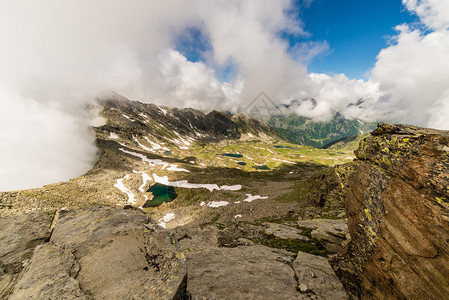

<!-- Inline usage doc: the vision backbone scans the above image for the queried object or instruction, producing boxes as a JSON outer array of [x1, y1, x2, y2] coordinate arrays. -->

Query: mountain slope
[[0, 94, 379, 299], [1, 94, 354, 218], [268, 114, 377, 148], [97, 93, 279, 150]]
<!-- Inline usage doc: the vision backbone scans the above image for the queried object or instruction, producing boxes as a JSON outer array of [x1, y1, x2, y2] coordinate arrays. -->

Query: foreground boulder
[[4, 207, 187, 299], [0, 211, 52, 299], [293, 251, 346, 300], [176, 225, 346, 299], [297, 219, 348, 253], [332, 124, 449, 299]]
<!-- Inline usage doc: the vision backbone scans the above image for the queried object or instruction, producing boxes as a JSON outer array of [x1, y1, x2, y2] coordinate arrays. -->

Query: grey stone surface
[[185, 245, 303, 300], [177, 224, 347, 299], [0, 211, 52, 299], [3, 207, 188, 300], [297, 219, 348, 253], [293, 251, 347, 300], [9, 244, 88, 300], [264, 222, 309, 241], [49, 207, 187, 300]]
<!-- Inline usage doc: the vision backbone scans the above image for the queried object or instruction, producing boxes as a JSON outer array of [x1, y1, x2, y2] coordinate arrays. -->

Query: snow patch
[[273, 158, 297, 164], [134, 137, 153, 152], [172, 131, 195, 149], [122, 114, 134, 121], [234, 214, 242, 218], [152, 174, 240, 191], [119, 148, 188, 172], [242, 194, 268, 203], [158, 213, 175, 228], [207, 201, 230, 208], [166, 164, 190, 172], [143, 136, 170, 152], [114, 175, 136, 205], [221, 185, 242, 191], [159, 107, 168, 115], [119, 148, 169, 168], [139, 173, 152, 192], [109, 132, 119, 139]]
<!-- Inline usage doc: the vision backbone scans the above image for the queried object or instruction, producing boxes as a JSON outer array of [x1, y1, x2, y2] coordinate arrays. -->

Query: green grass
[[251, 233, 329, 257], [275, 180, 312, 203]]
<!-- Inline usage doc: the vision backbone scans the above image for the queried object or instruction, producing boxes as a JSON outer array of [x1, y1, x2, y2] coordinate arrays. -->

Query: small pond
[[143, 183, 178, 207], [218, 153, 244, 158], [273, 145, 300, 150], [237, 161, 246, 166]]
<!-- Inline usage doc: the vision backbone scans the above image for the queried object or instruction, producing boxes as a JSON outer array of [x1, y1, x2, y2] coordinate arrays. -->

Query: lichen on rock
[[331, 123, 449, 299]]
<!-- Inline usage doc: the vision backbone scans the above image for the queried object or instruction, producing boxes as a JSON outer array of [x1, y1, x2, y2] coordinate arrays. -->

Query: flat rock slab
[[0, 211, 52, 299], [7, 207, 187, 300], [9, 244, 87, 300], [297, 219, 348, 253], [185, 245, 305, 299], [264, 223, 309, 241], [293, 251, 347, 300]]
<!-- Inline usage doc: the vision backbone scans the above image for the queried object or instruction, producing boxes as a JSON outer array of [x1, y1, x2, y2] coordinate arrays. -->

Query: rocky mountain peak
[[96, 94, 280, 145]]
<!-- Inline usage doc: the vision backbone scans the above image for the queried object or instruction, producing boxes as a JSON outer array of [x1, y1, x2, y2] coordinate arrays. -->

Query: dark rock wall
[[331, 124, 449, 299]]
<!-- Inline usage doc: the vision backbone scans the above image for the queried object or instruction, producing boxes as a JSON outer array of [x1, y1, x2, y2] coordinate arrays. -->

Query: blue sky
[[175, 0, 418, 80], [290, 0, 418, 79]]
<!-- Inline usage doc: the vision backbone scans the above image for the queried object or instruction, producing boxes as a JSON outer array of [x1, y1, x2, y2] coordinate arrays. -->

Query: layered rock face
[[332, 124, 449, 299], [1, 207, 187, 299]]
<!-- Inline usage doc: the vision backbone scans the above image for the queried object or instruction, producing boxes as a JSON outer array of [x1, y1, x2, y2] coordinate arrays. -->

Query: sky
[[0, 0, 449, 191], [296, 0, 418, 79]]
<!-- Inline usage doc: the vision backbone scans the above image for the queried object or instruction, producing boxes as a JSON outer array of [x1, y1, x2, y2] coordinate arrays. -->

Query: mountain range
[[268, 113, 377, 148], [1, 94, 448, 299]]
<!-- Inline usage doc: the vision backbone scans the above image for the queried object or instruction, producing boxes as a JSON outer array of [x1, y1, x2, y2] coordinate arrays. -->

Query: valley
[[0, 94, 353, 299], [4, 95, 448, 299]]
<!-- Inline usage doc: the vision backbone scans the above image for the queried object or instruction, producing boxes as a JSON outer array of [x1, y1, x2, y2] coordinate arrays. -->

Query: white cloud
[[289, 73, 382, 122], [291, 0, 449, 129], [403, 0, 449, 30], [2, 0, 449, 191], [0, 89, 98, 191], [0, 0, 307, 191], [368, 5, 449, 129]]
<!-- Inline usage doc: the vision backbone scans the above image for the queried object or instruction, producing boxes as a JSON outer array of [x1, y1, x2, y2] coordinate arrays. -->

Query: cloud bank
[[290, 0, 449, 129], [1, 0, 448, 190], [0, 0, 308, 190]]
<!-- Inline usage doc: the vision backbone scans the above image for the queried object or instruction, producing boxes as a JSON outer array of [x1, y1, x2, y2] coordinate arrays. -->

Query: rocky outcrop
[[175, 225, 346, 299], [0, 211, 52, 299], [9, 244, 87, 300], [293, 251, 346, 300], [331, 124, 449, 299], [264, 222, 309, 241], [3, 207, 188, 299], [297, 219, 348, 253]]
